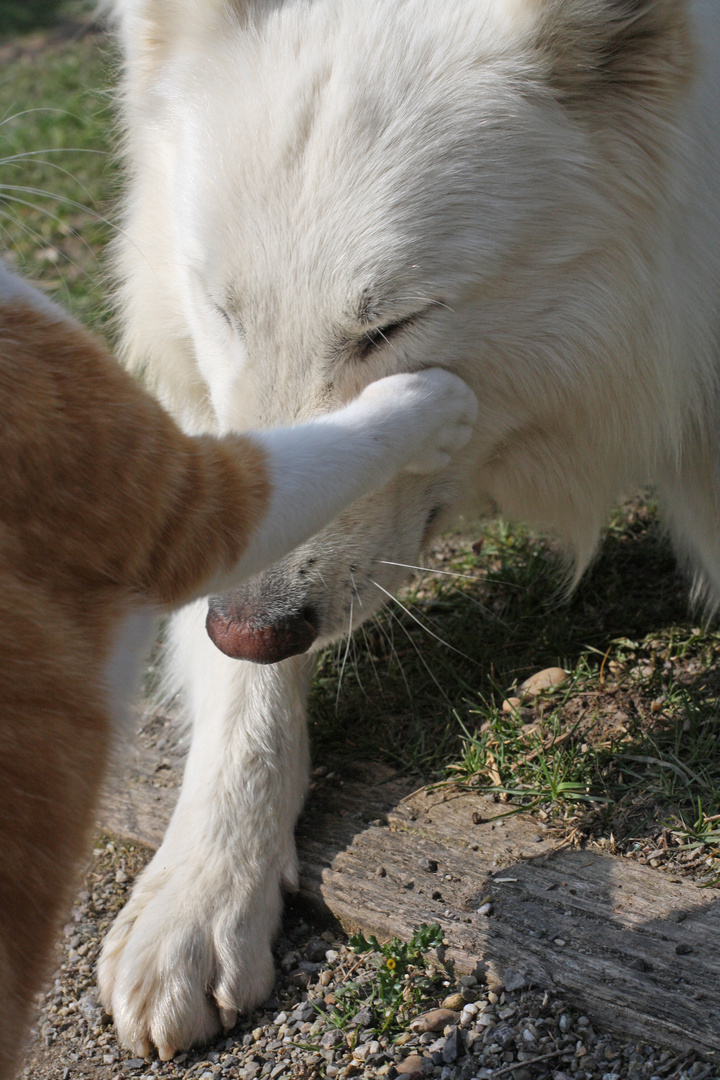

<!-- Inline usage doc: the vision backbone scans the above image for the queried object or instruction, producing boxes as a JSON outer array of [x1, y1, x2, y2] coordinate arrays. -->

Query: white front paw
[[98, 851, 281, 1059], [360, 368, 478, 475]]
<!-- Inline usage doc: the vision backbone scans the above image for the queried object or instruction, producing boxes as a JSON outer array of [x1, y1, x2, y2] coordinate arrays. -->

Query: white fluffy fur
[[99, 0, 720, 1058], [99, 364, 475, 1060], [221, 370, 478, 586]]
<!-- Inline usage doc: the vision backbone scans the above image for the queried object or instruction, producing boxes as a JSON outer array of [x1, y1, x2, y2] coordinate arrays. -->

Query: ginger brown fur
[[0, 297, 270, 1079]]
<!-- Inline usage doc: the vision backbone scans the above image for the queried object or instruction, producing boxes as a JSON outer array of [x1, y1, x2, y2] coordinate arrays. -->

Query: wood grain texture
[[100, 723, 720, 1055]]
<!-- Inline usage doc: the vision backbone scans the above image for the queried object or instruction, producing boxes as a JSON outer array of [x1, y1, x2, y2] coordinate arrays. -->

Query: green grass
[[0, 3, 118, 327], [310, 502, 720, 877], [4, 12, 720, 881], [309, 499, 682, 771]]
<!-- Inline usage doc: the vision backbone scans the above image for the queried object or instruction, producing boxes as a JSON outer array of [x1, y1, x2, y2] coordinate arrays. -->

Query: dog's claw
[[158, 1043, 175, 1061], [219, 1006, 237, 1030], [131, 1038, 149, 1059]]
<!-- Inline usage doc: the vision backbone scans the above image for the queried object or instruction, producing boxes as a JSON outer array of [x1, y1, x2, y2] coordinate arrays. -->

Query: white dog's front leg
[[98, 601, 312, 1059]]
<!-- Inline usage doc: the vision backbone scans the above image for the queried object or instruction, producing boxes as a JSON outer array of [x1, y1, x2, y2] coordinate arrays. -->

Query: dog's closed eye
[[357, 311, 426, 360], [213, 302, 233, 328]]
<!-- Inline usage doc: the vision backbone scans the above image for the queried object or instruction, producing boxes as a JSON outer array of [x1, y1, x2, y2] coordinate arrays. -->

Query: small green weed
[[324, 923, 444, 1038], [674, 797, 720, 849]]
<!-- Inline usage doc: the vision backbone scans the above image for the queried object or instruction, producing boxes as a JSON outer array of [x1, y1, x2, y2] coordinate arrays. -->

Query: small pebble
[[396, 1053, 425, 1076], [410, 1009, 459, 1034], [491, 1022, 515, 1048], [351, 1006, 374, 1028], [520, 667, 568, 696], [442, 1026, 462, 1063], [501, 696, 523, 714], [502, 969, 527, 993], [305, 939, 329, 963], [441, 992, 465, 1011], [292, 1000, 315, 1022]]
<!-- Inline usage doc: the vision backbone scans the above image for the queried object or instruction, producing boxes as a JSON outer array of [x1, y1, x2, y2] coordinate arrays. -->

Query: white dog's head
[[114, 0, 695, 660]]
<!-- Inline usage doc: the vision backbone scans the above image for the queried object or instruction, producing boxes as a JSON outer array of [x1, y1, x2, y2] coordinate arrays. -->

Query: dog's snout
[[206, 598, 318, 663]]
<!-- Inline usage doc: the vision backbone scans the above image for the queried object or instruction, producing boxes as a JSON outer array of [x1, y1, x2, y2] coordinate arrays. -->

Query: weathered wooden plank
[[299, 778, 720, 1052], [99, 725, 720, 1055], [100, 709, 183, 848]]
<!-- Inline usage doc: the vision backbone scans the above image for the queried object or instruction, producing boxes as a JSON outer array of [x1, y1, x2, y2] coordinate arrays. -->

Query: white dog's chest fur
[[100, 0, 720, 1059]]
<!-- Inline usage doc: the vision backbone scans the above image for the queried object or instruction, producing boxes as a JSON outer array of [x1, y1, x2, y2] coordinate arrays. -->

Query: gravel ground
[[20, 840, 718, 1080]]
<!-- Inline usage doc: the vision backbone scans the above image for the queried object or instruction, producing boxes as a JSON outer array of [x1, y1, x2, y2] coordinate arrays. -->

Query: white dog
[[100, 0, 720, 1059]]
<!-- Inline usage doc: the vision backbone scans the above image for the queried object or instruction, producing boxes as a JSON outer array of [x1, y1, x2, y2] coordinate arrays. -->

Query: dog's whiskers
[[1, 151, 106, 208], [0, 106, 78, 128], [0, 182, 119, 235], [315, 567, 328, 589], [377, 556, 528, 595], [0, 147, 104, 164], [376, 560, 512, 628], [335, 589, 354, 712], [381, 602, 450, 703], [445, 582, 511, 628], [373, 607, 417, 703], [359, 620, 384, 694], [349, 568, 363, 608], [346, 570, 368, 696], [369, 578, 475, 664], [377, 558, 477, 580], [348, 632, 366, 697], [0, 204, 62, 258], [0, 187, 115, 276]]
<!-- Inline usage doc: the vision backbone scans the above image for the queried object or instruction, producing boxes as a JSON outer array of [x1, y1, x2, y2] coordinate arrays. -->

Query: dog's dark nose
[[206, 598, 318, 663]]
